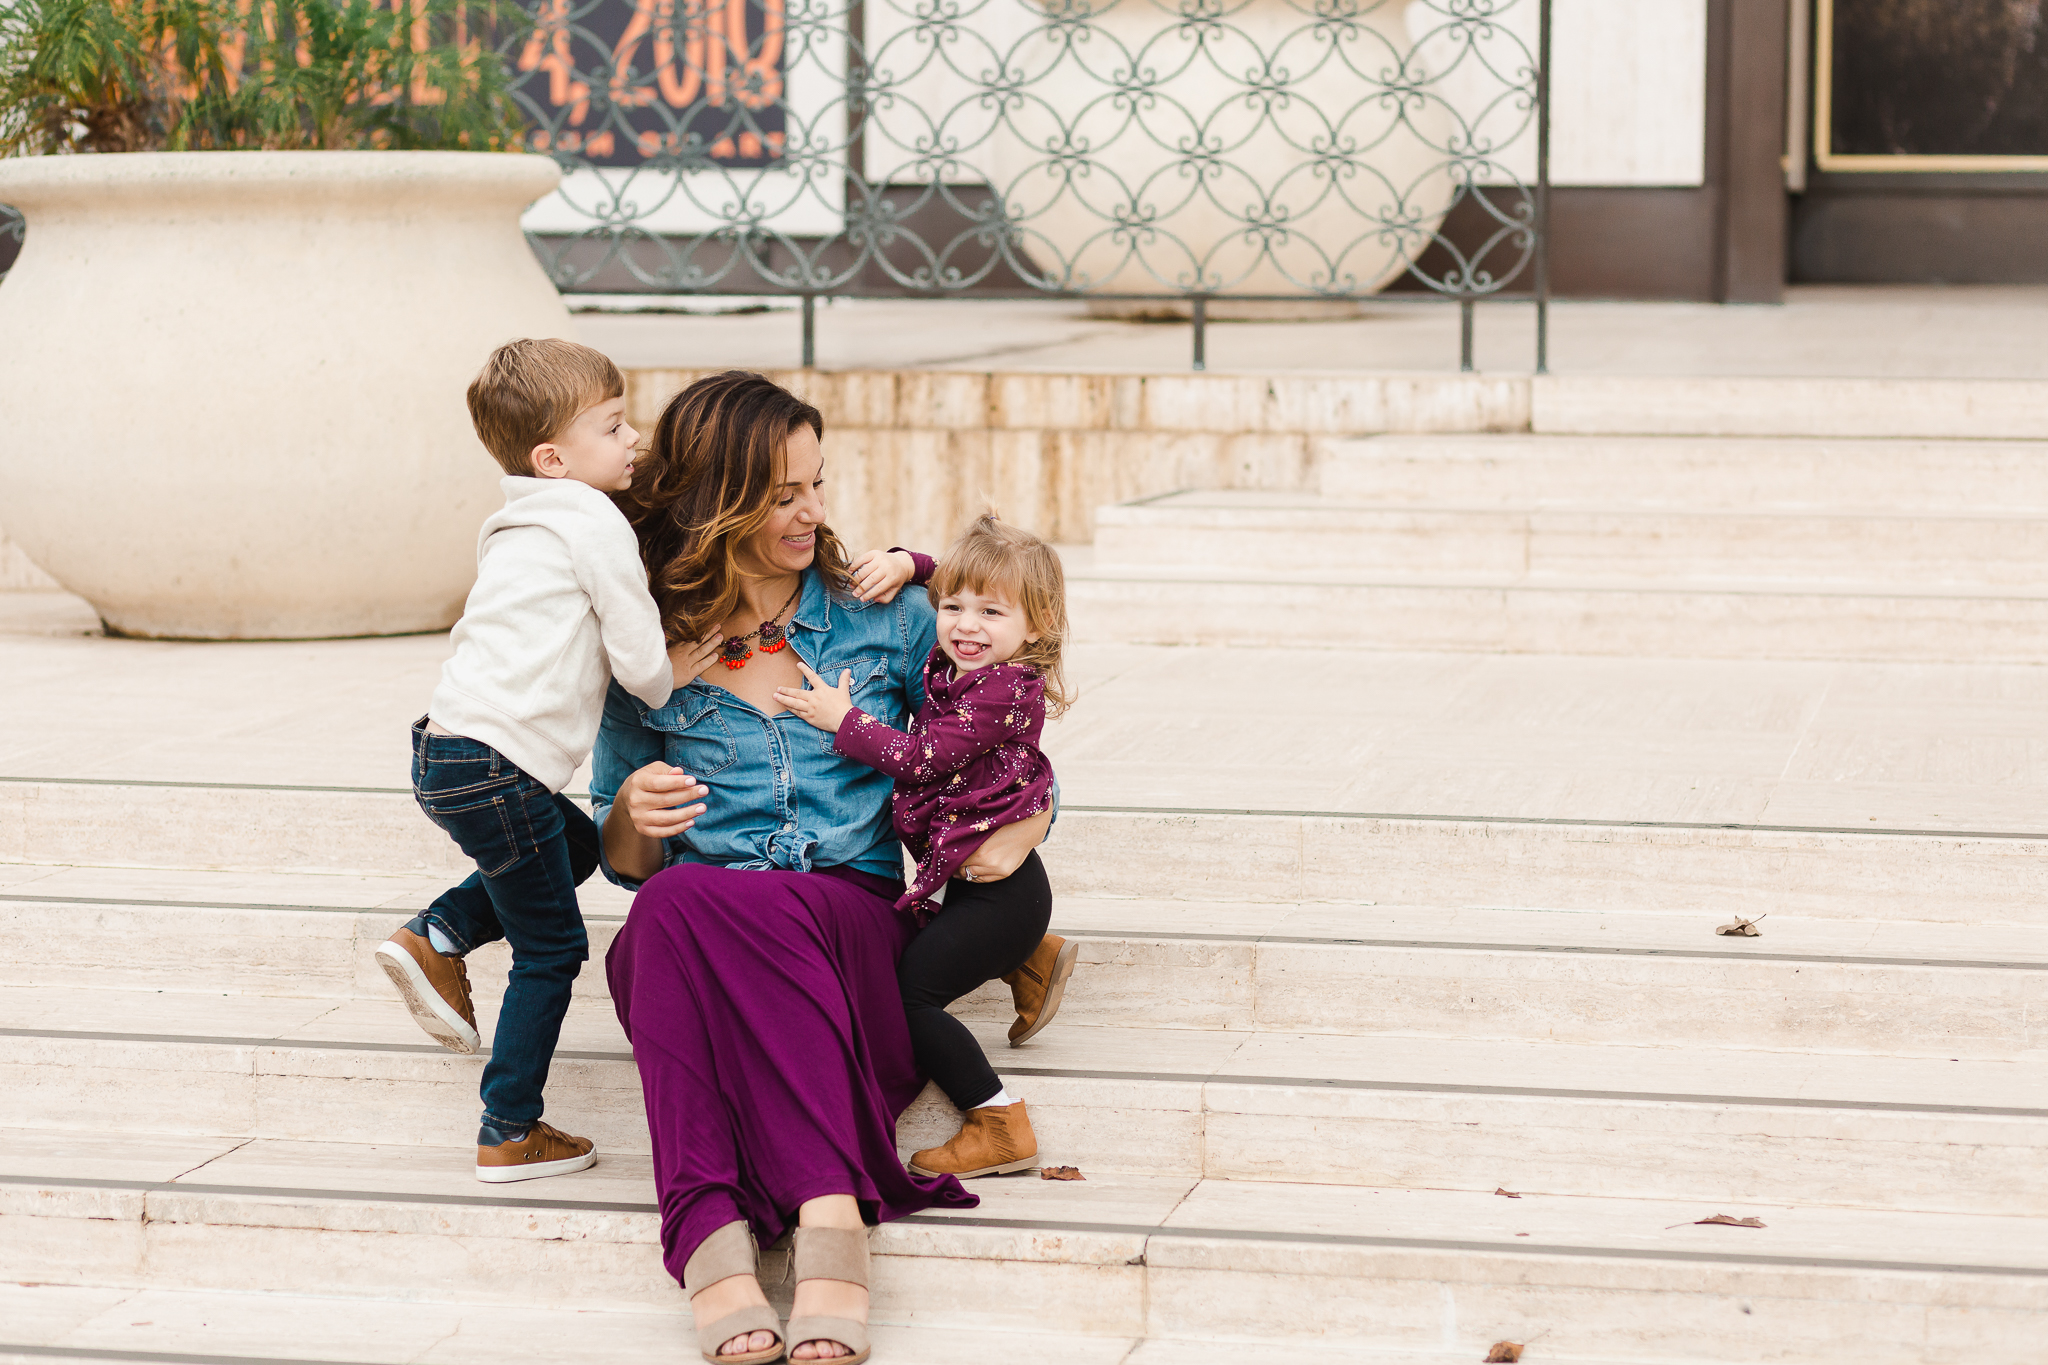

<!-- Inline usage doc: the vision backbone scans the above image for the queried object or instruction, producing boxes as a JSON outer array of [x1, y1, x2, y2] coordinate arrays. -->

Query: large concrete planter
[[0, 151, 573, 639], [993, 0, 1453, 302]]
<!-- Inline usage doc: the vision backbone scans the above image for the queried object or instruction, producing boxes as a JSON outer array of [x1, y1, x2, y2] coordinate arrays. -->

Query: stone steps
[[1065, 555, 2048, 661], [10, 446, 2048, 1359], [8, 781, 2045, 920], [1070, 410, 2048, 661], [9, 879, 2048, 1056], [0, 1280, 1136, 1365], [10, 982, 2048, 1214], [1316, 434, 2048, 510], [1095, 493, 2048, 586], [9, 1131, 2048, 1364], [1531, 375, 2048, 441]]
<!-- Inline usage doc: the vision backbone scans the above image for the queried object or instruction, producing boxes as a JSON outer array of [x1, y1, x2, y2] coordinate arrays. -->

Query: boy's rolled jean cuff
[[416, 910, 479, 957]]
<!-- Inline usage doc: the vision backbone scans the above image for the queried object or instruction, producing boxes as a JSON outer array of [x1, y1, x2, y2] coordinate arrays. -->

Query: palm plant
[[0, 0, 527, 156]]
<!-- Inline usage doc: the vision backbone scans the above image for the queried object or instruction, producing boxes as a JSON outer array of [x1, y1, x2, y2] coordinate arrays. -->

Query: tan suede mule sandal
[[785, 1225, 873, 1365], [682, 1221, 787, 1365]]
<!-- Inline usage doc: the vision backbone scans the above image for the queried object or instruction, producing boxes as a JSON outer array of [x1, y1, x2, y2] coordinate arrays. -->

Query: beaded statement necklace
[[718, 580, 803, 671]]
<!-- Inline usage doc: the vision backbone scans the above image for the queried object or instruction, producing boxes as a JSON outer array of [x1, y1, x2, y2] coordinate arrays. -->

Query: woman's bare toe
[[721, 1329, 779, 1357], [792, 1342, 848, 1361]]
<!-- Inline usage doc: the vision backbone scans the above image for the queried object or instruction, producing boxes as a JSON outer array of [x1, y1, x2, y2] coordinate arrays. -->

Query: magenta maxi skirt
[[605, 861, 978, 1283]]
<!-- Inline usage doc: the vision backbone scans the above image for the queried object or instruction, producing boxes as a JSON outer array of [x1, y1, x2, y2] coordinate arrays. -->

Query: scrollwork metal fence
[[0, 0, 1549, 371], [507, 0, 1551, 370]]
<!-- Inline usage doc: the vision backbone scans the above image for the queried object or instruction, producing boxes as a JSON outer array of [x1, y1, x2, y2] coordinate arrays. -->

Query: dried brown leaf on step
[[1484, 1343, 1525, 1363], [1494, 1187, 1521, 1198], [1039, 1166, 1085, 1181], [1715, 915, 1765, 937], [1695, 1214, 1765, 1228]]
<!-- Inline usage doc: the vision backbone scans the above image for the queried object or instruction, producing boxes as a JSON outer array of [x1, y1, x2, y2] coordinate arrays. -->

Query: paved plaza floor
[[7, 593, 2042, 837], [577, 284, 2048, 380]]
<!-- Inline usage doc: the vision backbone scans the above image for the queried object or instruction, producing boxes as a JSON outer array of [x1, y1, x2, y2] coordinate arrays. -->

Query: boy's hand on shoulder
[[667, 633, 720, 692], [776, 660, 856, 733], [849, 549, 917, 604]]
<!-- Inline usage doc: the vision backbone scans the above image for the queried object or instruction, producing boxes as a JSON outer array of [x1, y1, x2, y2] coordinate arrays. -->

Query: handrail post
[[801, 293, 817, 369], [1191, 296, 1207, 372]]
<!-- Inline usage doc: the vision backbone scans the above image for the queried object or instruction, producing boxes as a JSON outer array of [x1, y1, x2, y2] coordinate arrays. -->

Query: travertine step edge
[[0, 1281, 1143, 1365], [1531, 374, 2048, 441], [1062, 571, 2048, 664], [6, 787, 2044, 917], [11, 1025, 2048, 1214], [0, 1281, 1675, 1365], [1314, 433, 2048, 511], [18, 865, 2048, 959], [27, 883, 2048, 960], [1101, 496, 2048, 526], [9, 893, 2048, 1057], [613, 370, 2048, 442], [1069, 556, 2048, 598], [9, 1160, 2048, 1364], [1089, 501, 2048, 587]]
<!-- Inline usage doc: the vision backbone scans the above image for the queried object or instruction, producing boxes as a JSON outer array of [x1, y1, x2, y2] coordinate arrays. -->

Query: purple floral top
[[833, 647, 1055, 924]]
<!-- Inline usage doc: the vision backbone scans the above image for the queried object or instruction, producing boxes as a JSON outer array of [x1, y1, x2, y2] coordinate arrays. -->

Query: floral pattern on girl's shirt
[[832, 648, 1054, 923]]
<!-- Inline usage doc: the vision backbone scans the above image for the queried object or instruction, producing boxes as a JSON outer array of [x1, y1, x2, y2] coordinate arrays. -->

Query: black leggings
[[897, 851, 1052, 1111]]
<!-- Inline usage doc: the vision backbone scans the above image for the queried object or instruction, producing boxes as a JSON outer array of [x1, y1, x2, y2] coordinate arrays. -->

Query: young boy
[[376, 338, 676, 1183]]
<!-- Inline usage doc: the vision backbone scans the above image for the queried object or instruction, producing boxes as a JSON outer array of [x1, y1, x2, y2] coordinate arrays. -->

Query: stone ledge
[[623, 370, 1533, 438], [619, 370, 1532, 547]]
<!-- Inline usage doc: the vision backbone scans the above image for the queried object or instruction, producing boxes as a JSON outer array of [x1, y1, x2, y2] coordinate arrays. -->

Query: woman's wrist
[[960, 807, 1051, 880], [602, 775, 667, 883]]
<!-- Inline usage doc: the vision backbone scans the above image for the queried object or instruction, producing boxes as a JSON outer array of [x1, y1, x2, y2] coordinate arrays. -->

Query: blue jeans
[[411, 720, 597, 1130]]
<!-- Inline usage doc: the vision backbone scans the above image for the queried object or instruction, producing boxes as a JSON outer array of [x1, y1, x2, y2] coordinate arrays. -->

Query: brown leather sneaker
[[1001, 934, 1078, 1047], [908, 1100, 1037, 1179], [374, 925, 480, 1054], [476, 1120, 598, 1183]]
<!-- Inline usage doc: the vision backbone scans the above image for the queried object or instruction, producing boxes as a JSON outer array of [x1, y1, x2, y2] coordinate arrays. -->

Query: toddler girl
[[779, 514, 1070, 1178]]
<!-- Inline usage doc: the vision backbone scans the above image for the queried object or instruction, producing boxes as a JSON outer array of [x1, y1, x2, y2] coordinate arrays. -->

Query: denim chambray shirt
[[591, 568, 937, 888]]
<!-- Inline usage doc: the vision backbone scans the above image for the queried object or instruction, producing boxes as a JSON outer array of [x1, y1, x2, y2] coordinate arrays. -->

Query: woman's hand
[[849, 549, 917, 604], [601, 761, 708, 886], [668, 633, 721, 692], [622, 762, 709, 840], [960, 807, 1051, 883]]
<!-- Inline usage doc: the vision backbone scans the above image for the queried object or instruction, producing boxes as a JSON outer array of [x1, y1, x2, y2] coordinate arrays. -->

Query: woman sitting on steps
[[593, 370, 1061, 1363]]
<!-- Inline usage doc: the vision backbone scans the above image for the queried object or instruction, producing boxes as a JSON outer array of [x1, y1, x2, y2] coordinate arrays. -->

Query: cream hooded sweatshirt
[[428, 477, 672, 793]]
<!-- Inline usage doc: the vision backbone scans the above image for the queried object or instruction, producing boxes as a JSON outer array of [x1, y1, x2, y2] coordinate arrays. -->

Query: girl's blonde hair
[[928, 513, 1072, 718]]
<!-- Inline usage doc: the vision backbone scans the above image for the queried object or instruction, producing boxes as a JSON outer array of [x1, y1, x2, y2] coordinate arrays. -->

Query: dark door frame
[[1541, 0, 1787, 301]]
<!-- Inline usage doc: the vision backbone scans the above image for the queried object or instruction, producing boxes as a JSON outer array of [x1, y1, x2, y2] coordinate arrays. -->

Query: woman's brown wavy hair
[[616, 371, 850, 645]]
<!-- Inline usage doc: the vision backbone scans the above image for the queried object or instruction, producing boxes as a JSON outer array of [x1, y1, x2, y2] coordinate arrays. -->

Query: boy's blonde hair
[[929, 513, 1072, 718], [466, 338, 625, 476]]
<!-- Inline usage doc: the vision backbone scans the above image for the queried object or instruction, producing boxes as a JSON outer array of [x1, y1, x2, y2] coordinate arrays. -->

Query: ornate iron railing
[[0, 0, 1549, 370], [506, 0, 1551, 369]]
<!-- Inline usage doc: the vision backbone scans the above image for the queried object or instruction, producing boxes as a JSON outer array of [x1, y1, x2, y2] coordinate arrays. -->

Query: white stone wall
[[1426, 0, 1709, 189], [1550, 0, 1709, 186]]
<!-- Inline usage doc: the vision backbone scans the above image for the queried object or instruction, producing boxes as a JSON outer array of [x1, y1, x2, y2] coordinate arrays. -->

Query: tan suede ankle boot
[[907, 1100, 1038, 1178], [1001, 935, 1078, 1046]]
